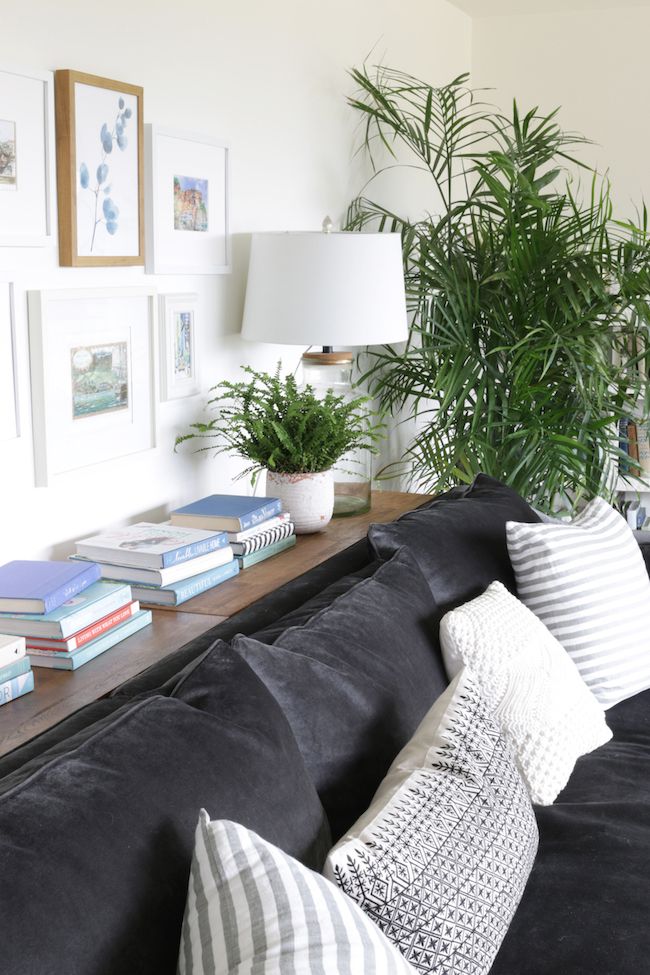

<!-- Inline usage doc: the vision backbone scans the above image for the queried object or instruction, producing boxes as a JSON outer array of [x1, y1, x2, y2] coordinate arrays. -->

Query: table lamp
[[241, 220, 408, 515]]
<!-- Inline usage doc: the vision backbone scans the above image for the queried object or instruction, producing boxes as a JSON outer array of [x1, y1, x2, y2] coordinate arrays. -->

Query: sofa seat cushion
[[369, 474, 540, 614], [0, 652, 330, 975], [232, 548, 447, 840], [491, 688, 650, 974]]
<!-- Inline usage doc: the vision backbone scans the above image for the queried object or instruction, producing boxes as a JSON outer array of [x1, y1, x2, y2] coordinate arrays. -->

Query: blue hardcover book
[[0, 580, 132, 639], [75, 522, 229, 569], [0, 655, 32, 683], [28, 610, 153, 670], [170, 495, 282, 532], [0, 560, 101, 615], [0, 670, 34, 706], [131, 559, 240, 606]]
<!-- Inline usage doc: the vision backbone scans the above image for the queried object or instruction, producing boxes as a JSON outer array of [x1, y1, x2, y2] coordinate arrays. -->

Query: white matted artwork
[[28, 288, 156, 486], [0, 282, 18, 440], [145, 126, 230, 274], [0, 65, 54, 246], [159, 292, 200, 400]]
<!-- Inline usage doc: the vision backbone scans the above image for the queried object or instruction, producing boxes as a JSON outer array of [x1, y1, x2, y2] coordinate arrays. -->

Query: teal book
[[0, 581, 132, 639], [28, 610, 152, 670], [0, 670, 34, 706], [236, 533, 297, 569], [0, 655, 32, 684], [131, 559, 240, 607]]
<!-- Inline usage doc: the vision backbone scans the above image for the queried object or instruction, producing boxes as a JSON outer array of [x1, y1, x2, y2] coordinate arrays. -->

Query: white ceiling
[[449, 0, 650, 15]]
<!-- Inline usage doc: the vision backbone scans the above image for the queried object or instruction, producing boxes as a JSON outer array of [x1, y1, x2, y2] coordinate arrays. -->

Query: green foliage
[[347, 65, 650, 511], [175, 364, 384, 483]]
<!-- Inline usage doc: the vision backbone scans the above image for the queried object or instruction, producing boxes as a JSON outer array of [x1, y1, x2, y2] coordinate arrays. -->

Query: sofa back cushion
[[232, 548, 447, 839], [368, 474, 540, 614], [0, 649, 329, 975]]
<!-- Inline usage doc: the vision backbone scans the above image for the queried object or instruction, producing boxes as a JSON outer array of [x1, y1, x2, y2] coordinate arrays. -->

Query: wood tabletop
[[150, 491, 430, 617], [0, 490, 429, 759]]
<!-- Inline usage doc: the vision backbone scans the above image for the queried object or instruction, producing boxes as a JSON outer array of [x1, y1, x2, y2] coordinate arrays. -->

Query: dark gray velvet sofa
[[0, 475, 648, 975]]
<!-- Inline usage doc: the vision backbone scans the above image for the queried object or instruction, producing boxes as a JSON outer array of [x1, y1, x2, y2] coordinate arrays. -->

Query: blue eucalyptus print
[[78, 96, 133, 251]]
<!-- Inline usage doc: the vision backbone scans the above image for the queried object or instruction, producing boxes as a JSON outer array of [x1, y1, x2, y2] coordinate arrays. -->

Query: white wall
[[0, 0, 471, 561], [472, 6, 650, 214]]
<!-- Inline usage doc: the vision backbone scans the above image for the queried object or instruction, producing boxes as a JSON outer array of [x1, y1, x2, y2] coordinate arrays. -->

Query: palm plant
[[347, 65, 650, 511]]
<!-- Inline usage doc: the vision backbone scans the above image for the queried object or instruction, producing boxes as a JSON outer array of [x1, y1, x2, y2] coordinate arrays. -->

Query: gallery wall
[[0, 0, 471, 561]]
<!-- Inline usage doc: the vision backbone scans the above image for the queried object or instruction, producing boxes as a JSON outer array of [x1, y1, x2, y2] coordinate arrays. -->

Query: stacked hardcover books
[[0, 559, 151, 672], [170, 495, 296, 570], [0, 634, 33, 705], [72, 522, 239, 607]]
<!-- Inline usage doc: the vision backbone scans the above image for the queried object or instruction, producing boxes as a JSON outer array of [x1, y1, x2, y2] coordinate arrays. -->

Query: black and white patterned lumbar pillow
[[507, 496, 650, 708], [324, 669, 538, 975], [177, 811, 417, 975]]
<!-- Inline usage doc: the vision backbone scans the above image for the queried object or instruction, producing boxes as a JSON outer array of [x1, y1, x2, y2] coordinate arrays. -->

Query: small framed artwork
[[145, 125, 230, 274], [54, 70, 144, 266], [0, 66, 55, 246], [28, 288, 156, 486], [0, 282, 18, 441], [159, 293, 200, 400]]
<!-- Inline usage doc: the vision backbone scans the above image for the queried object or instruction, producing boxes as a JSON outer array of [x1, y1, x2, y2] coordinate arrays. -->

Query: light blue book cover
[[132, 559, 240, 606], [28, 610, 153, 670], [0, 560, 101, 614], [0, 655, 32, 683], [0, 670, 34, 705], [0, 581, 132, 639]]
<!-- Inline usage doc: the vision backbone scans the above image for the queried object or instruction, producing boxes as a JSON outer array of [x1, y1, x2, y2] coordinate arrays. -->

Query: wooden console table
[[0, 491, 428, 758]]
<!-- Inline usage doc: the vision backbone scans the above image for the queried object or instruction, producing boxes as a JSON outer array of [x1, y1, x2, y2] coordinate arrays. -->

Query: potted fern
[[175, 365, 384, 533]]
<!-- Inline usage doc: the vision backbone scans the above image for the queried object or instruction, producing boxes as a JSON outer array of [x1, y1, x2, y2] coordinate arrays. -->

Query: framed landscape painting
[[159, 292, 200, 400], [145, 126, 230, 274], [0, 66, 55, 246], [54, 70, 144, 266], [28, 287, 156, 485]]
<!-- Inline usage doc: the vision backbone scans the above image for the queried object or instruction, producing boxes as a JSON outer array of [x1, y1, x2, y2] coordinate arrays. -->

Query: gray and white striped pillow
[[507, 496, 650, 708], [177, 810, 417, 975]]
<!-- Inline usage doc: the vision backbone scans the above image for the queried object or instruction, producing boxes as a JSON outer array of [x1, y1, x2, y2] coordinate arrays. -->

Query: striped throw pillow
[[507, 496, 650, 708], [177, 810, 417, 975]]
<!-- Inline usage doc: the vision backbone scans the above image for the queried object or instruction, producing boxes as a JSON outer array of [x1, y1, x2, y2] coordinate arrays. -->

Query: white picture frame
[[28, 287, 157, 486], [145, 125, 230, 274], [159, 292, 200, 400], [0, 282, 19, 441], [0, 65, 55, 246]]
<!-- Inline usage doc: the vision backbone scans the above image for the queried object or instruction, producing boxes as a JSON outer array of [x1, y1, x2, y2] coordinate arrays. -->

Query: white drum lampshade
[[241, 230, 408, 348]]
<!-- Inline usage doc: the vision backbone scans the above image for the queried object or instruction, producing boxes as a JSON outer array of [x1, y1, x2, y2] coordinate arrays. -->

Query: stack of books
[[72, 522, 239, 607], [170, 495, 296, 570], [0, 559, 151, 672], [0, 634, 33, 705]]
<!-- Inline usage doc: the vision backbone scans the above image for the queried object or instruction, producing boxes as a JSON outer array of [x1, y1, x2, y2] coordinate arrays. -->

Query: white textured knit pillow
[[507, 496, 650, 708], [440, 581, 611, 803], [177, 810, 416, 975]]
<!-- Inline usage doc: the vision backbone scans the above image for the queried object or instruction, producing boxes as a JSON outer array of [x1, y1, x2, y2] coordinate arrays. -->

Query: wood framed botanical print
[[145, 126, 230, 274], [28, 287, 156, 486], [0, 66, 55, 246], [159, 292, 200, 400], [54, 71, 144, 266]]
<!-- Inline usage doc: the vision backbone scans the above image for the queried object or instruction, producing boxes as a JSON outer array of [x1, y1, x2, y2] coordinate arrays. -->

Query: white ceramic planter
[[266, 469, 334, 534]]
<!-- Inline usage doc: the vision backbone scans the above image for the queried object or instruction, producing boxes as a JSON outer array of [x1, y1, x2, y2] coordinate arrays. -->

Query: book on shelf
[[0, 655, 32, 684], [0, 633, 26, 668], [28, 609, 153, 670], [227, 513, 291, 543], [25, 601, 140, 652], [0, 670, 34, 706], [0, 560, 101, 614], [70, 545, 234, 587], [170, 494, 282, 532], [236, 533, 297, 569], [0, 581, 132, 639], [132, 559, 240, 607], [231, 521, 295, 556], [75, 522, 229, 569]]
